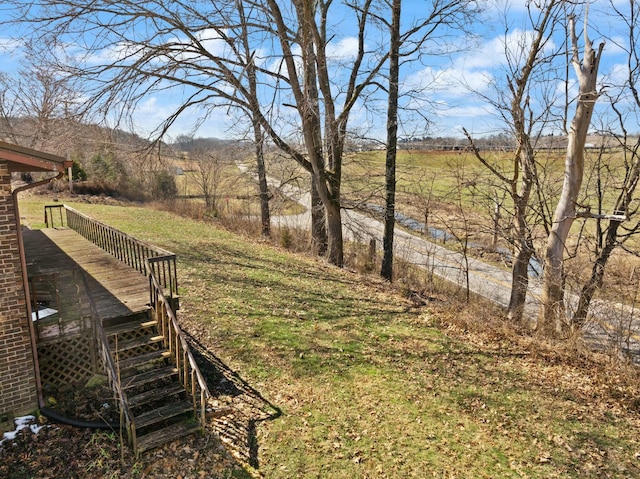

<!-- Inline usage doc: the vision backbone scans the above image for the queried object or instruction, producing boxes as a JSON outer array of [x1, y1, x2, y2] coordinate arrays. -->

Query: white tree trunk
[[540, 13, 604, 335]]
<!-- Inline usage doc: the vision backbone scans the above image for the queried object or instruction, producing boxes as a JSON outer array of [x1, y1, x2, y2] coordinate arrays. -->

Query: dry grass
[[13, 194, 640, 478]]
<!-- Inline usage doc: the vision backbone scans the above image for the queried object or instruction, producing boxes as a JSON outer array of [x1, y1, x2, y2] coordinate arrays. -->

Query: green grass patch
[[17, 195, 640, 478]]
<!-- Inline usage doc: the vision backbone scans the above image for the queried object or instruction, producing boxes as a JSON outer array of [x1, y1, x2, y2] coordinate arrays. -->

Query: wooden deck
[[23, 227, 150, 323]]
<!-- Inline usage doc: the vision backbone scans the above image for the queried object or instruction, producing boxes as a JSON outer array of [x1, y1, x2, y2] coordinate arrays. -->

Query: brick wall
[[0, 161, 38, 420]]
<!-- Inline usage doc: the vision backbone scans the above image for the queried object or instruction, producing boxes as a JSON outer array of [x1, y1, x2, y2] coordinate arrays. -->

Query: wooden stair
[[103, 313, 202, 454]]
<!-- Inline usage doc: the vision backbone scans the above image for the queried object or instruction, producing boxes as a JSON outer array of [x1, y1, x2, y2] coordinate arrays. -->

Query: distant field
[[344, 148, 565, 200], [345, 147, 640, 263], [165, 146, 640, 304], [15, 196, 640, 478], [166, 147, 626, 229]]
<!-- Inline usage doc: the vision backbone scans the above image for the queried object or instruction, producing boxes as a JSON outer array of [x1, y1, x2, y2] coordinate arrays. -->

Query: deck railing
[[79, 271, 136, 449], [45, 204, 179, 308], [42, 204, 206, 449], [147, 262, 210, 427]]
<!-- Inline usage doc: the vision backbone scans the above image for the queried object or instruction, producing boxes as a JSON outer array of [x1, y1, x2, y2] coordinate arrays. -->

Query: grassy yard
[[17, 194, 640, 478]]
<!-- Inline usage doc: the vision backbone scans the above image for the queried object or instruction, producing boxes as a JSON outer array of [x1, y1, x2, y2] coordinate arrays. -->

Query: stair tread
[[137, 420, 201, 453], [104, 319, 157, 336], [102, 310, 151, 328], [111, 334, 164, 353], [135, 400, 194, 429], [121, 365, 178, 389], [128, 383, 186, 408], [117, 349, 171, 370]]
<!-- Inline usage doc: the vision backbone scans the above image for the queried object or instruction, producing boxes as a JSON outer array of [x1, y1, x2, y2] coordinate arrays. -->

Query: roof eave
[[0, 141, 68, 173]]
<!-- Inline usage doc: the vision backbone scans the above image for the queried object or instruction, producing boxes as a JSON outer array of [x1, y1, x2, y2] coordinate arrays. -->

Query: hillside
[[3, 194, 640, 478]]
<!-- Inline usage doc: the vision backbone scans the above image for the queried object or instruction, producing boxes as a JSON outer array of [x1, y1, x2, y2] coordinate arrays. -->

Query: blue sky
[[0, 0, 632, 141]]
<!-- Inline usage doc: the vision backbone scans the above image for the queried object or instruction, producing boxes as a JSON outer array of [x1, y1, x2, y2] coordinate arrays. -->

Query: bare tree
[[570, 0, 640, 327], [571, 138, 639, 326], [8, 0, 402, 266], [237, 0, 271, 238], [0, 49, 85, 154], [190, 149, 228, 216], [438, 162, 478, 302], [9, 0, 487, 267], [379, 0, 480, 281], [380, 0, 402, 281], [464, 0, 564, 324], [540, 12, 605, 335]]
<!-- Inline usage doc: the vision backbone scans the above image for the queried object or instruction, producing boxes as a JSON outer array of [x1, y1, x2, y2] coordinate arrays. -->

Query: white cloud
[[602, 62, 628, 86], [603, 35, 629, 57], [193, 28, 227, 57], [82, 28, 228, 68], [0, 36, 21, 55], [251, 47, 270, 68], [436, 104, 496, 119], [404, 66, 493, 98], [326, 37, 359, 61], [459, 35, 507, 70], [81, 41, 143, 66], [127, 95, 236, 139], [460, 28, 557, 72]]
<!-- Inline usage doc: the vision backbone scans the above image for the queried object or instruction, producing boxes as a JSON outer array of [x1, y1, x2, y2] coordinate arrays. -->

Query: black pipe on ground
[[40, 407, 122, 431]]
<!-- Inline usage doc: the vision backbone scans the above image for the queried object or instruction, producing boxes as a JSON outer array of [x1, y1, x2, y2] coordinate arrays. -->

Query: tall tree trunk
[[325, 196, 343, 267], [540, 14, 604, 335], [296, 0, 343, 266], [239, 0, 270, 238], [573, 230, 617, 326], [466, 1, 560, 324], [381, 0, 401, 281], [507, 145, 535, 323], [310, 174, 328, 257], [253, 122, 270, 238], [508, 244, 534, 323]]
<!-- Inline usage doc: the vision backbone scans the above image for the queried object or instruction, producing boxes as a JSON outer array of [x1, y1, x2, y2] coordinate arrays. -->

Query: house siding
[[0, 160, 38, 420]]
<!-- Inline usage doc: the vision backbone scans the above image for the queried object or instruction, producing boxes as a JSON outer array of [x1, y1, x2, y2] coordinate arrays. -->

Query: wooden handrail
[[43, 205, 204, 440], [78, 270, 137, 449], [44, 204, 66, 228], [147, 260, 210, 426]]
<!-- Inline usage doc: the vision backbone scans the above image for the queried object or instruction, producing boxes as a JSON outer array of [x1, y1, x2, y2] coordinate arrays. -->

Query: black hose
[[40, 406, 122, 431]]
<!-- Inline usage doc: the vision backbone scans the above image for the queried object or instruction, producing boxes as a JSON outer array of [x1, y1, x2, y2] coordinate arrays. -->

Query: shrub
[[71, 160, 87, 181], [152, 170, 177, 200]]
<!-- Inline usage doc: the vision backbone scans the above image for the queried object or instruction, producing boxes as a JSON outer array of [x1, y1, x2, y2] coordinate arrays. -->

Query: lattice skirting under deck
[[37, 332, 97, 389]]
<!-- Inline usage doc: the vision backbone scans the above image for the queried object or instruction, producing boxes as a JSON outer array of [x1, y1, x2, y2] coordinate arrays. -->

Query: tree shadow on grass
[[185, 331, 281, 471]]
